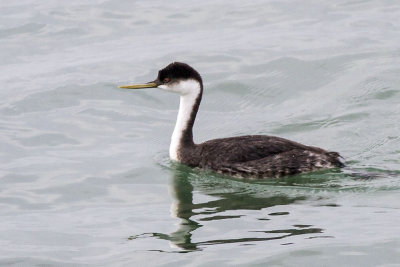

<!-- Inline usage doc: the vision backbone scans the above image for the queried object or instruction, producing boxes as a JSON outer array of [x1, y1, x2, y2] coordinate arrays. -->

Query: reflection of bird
[[128, 165, 322, 251], [119, 62, 343, 178]]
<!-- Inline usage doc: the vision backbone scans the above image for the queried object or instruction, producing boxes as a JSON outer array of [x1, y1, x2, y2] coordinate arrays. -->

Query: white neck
[[162, 80, 201, 161]]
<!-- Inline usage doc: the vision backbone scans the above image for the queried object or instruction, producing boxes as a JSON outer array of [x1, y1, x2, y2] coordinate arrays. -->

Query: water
[[1, 0, 400, 266]]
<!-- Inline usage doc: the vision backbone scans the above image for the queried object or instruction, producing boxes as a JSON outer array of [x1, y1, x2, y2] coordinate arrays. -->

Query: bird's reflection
[[133, 163, 324, 252], [128, 160, 397, 251], [166, 165, 200, 251]]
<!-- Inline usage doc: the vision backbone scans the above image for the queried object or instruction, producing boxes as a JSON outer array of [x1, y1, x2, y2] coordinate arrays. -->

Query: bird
[[119, 62, 344, 178]]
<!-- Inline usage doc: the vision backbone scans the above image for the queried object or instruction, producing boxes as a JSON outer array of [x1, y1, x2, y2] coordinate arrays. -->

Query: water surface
[[1, 0, 400, 266]]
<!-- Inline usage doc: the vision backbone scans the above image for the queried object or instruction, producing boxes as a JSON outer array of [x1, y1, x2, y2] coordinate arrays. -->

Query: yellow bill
[[118, 82, 158, 89]]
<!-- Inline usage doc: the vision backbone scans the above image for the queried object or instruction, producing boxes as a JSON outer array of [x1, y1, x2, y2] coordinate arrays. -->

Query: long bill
[[118, 82, 158, 89]]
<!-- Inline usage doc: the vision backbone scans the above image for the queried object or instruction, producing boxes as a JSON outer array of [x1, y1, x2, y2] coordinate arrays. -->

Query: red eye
[[163, 77, 170, 83]]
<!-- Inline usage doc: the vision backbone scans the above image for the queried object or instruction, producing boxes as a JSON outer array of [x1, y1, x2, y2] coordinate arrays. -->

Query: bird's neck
[[170, 80, 202, 161]]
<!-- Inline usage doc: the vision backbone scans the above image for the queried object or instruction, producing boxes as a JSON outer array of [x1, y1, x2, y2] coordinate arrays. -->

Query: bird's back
[[182, 135, 343, 178]]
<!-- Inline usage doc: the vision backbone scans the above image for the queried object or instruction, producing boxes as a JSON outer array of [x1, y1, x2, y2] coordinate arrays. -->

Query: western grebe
[[119, 62, 343, 178]]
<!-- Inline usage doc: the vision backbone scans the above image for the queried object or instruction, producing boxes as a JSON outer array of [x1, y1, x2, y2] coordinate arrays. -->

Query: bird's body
[[119, 62, 343, 178], [181, 135, 342, 178]]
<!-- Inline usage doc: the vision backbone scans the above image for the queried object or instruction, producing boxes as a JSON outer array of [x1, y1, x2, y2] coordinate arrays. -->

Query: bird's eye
[[163, 77, 170, 83]]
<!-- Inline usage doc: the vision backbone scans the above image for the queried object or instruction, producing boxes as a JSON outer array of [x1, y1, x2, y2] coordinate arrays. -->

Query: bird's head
[[119, 62, 203, 96]]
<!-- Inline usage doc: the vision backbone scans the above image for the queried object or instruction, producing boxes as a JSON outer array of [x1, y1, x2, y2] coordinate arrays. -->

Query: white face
[[158, 79, 201, 96]]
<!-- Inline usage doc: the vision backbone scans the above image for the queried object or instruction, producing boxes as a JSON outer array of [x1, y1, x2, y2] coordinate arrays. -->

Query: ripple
[[17, 133, 79, 147], [0, 23, 45, 38]]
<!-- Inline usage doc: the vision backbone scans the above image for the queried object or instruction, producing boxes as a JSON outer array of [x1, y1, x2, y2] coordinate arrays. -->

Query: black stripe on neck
[[180, 83, 203, 147]]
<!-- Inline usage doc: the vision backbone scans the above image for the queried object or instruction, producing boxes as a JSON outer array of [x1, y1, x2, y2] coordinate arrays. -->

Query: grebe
[[119, 62, 343, 178]]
